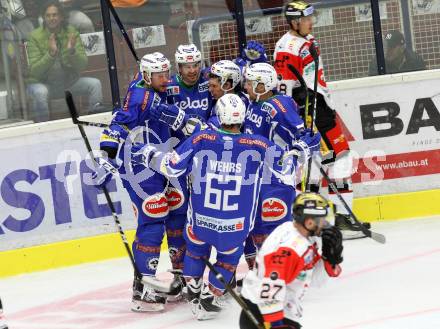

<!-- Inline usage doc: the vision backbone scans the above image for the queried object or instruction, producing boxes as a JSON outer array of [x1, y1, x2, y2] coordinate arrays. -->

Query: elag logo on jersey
[[142, 194, 169, 218], [166, 188, 184, 210], [176, 97, 209, 111], [262, 198, 288, 222]]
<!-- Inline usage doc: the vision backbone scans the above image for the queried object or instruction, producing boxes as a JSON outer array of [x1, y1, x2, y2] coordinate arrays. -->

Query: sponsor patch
[[272, 98, 287, 113], [261, 198, 288, 222], [141, 91, 150, 111], [123, 91, 132, 111], [238, 138, 268, 149], [198, 81, 209, 93], [192, 133, 216, 144], [142, 194, 169, 218], [195, 213, 244, 233], [167, 86, 180, 96], [166, 188, 184, 210], [186, 225, 205, 245]]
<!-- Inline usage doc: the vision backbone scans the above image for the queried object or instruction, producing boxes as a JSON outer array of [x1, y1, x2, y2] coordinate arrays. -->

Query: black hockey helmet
[[284, 1, 315, 23], [293, 192, 335, 229]]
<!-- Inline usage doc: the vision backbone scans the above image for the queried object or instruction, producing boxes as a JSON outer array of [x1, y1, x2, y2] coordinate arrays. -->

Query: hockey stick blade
[[313, 158, 386, 244], [65, 90, 79, 124]]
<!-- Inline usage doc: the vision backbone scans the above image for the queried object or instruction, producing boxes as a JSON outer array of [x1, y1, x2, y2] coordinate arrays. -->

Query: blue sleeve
[[269, 96, 305, 141]]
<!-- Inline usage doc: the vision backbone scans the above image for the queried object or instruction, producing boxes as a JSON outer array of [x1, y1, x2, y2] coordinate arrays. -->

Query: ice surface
[[1, 217, 440, 329]]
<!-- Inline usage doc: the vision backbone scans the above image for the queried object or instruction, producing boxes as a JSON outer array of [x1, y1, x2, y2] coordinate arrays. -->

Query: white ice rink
[[1, 217, 440, 329]]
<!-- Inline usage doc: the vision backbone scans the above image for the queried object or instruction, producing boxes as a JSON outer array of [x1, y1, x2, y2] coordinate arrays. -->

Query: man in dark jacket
[[369, 30, 426, 75], [26, 1, 102, 122]]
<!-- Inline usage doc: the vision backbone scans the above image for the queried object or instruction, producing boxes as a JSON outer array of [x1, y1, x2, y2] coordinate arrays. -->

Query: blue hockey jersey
[[166, 68, 213, 122], [100, 80, 171, 186], [244, 94, 304, 150], [156, 129, 296, 251]]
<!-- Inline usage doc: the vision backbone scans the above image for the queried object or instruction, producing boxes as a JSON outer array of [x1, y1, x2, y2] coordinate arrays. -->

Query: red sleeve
[[263, 247, 305, 284]]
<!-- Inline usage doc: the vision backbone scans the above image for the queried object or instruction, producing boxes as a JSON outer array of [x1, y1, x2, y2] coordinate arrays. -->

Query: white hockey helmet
[[210, 60, 242, 92], [175, 44, 202, 64], [139, 52, 171, 83], [216, 94, 246, 126], [245, 62, 278, 100]]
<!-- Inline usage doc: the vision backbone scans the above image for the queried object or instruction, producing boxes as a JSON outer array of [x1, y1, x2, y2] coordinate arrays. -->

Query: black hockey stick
[[65, 91, 172, 292], [104, 0, 140, 63], [313, 157, 386, 244], [204, 260, 265, 329], [308, 42, 319, 135]]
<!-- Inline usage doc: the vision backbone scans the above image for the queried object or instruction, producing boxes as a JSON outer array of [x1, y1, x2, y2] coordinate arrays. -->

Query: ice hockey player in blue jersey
[[207, 60, 249, 128], [135, 94, 301, 320], [98, 52, 192, 312], [243, 62, 321, 248]]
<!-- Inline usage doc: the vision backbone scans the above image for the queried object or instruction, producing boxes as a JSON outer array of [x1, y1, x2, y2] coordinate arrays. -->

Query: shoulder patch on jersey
[[271, 98, 287, 113], [238, 138, 268, 149], [198, 81, 209, 93], [192, 133, 217, 144], [261, 102, 277, 118], [167, 86, 180, 96], [141, 91, 150, 111]]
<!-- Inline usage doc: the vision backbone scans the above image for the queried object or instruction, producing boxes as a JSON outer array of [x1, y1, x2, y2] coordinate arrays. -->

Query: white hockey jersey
[[241, 221, 341, 323], [273, 31, 332, 107]]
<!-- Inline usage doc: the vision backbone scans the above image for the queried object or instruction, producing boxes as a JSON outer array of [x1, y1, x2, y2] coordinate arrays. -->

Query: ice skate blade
[[131, 299, 165, 312]]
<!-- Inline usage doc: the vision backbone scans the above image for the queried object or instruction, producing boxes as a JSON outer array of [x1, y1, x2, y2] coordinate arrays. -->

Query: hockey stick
[[103, 0, 140, 63], [204, 260, 265, 329], [312, 157, 386, 244], [308, 42, 319, 135], [65, 91, 172, 292]]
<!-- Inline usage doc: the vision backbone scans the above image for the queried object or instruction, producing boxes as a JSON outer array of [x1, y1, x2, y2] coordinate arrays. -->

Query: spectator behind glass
[[369, 30, 426, 75], [110, 0, 171, 28], [59, 0, 95, 33], [26, 1, 103, 122]]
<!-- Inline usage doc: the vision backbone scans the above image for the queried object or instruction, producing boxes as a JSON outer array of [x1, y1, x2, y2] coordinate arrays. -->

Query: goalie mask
[[293, 192, 335, 235], [216, 94, 246, 126], [139, 52, 170, 84]]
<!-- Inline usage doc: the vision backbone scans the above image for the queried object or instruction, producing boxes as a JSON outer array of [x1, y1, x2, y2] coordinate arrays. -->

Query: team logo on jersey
[[198, 81, 209, 93], [142, 194, 169, 218], [166, 188, 184, 210], [132, 203, 139, 219], [147, 257, 159, 271], [186, 225, 205, 245], [261, 198, 288, 222], [167, 86, 180, 96]]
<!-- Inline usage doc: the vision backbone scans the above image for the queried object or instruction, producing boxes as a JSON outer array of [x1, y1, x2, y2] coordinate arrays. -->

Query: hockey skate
[[335, 213, 371, 240], [195, 283, 229, 321], [131, 277, 166, 312], [182, 277, 202, 314], [166, 269, 186, 302]]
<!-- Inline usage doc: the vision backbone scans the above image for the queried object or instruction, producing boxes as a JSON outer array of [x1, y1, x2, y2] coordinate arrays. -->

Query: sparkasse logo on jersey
[[195, 213, 244, 233]]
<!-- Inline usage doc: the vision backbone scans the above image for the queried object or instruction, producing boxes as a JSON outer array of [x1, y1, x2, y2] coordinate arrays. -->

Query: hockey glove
[[91, 157, 119, 189], [150, 104, 188, 131], [182, 117, 208, 136], [291, 129, 321, 164], [321, 226, 344, 266], [241, 40, 268, 64], [131, 143, 158, 167]]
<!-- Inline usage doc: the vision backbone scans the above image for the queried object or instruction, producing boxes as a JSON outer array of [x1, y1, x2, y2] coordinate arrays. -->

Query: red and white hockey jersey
[[241, 221, 341, 323], [274, 31, 332, 107]]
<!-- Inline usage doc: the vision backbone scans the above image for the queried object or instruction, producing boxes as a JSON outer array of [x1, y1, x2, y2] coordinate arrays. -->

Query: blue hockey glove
[[292, 129, 321, 163], [150, 104, 187, 131], [241, 40, 268, 64], [131, 143, 158, 167], [91, 157, 119, 189]]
